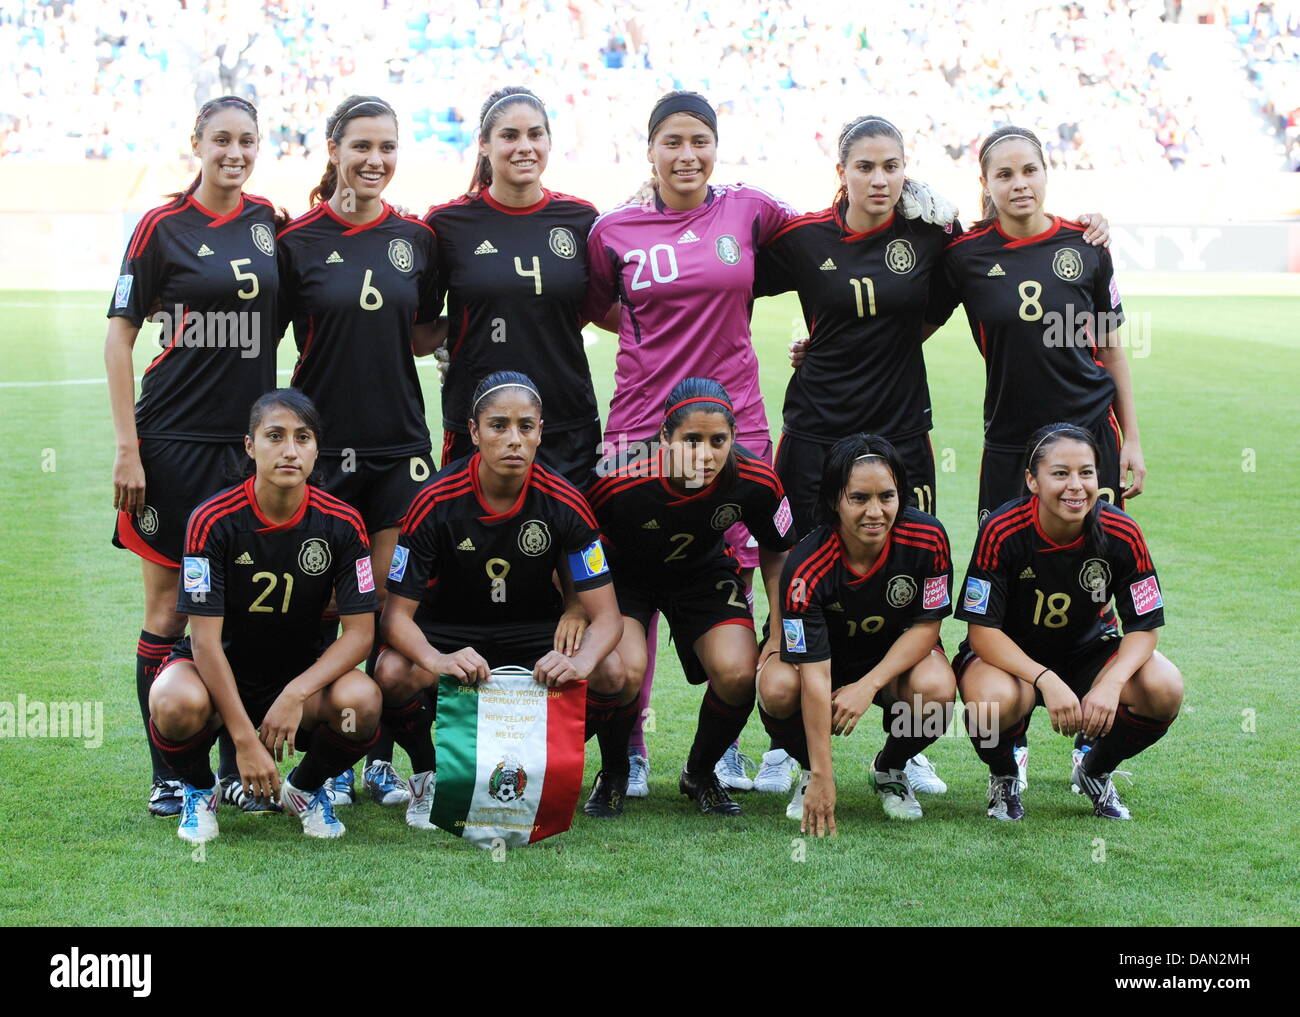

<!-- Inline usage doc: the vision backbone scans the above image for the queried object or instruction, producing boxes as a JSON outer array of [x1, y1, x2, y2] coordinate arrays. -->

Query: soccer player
[[927, 126, 1143, 523], [425, 86, 602, 484], [954, 424, 1182, 822], [147, 390, 382, 842], [277, 94, 441, 806], [760, 434, 956, 834], [585, 378, 798, 815], [105, 95, 282, 817], [377, 371, 625, 830]]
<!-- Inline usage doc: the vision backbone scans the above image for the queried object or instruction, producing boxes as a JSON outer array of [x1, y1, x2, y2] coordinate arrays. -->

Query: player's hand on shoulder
[[439, 647, 491, 685], [1039, 672, 1082, 736], [533, 650, 584, 688], [112, 446, 146, 513], [260, 691, 306, 761], [1076, 213, 1110, 247], [802, 772, 837, 838]]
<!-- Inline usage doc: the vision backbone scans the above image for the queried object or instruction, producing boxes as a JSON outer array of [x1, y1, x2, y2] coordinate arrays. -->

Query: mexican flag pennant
[[432, 668, 586, 850]]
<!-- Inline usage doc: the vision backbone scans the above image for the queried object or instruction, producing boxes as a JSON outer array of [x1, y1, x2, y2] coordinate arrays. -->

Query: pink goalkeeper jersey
[[584, 183, 795, 442]]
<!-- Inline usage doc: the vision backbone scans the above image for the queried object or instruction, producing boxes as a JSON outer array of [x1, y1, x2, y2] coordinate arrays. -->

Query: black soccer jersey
[[586, 446, 797, 589], [955, 497, 1164, 667], [927, 216, 1123, 451], [424, 189, 599, 434], [755, 206, 957, 442], [276, 201, 440, 456], [108, 193, 280, 442], [386, 455, 611, 640], [178, 479, 376, 687], [779, 510, 953, 672]]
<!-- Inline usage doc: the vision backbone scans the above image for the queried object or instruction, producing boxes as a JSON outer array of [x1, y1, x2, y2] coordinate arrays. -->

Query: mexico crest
[[298, 538, 332, 576], [886, 575, 917, 608], [489, 757, 528, 802], [388, 238, 414, 272], [518, 520, 551, 556], [885, 238, 916, 274]]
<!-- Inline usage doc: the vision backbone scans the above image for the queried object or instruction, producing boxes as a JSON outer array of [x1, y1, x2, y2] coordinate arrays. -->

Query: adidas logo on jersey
[[235, 552, 254, 565], [677, 230, 700, 244], [326, 250, 344, 264], [474, 240, 498, 255], [457, 538, 476, 551], [196, 244, 214, 257], [988, 263, 1005, 277], [827, 601, 844, 612], [819, 258, 837, 271], [1019, 566, 1036, 580], [641, 519, 660, 529]]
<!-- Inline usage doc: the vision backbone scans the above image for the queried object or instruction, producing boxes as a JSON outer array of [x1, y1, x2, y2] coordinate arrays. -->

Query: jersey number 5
[[230, 259, 259, 300]]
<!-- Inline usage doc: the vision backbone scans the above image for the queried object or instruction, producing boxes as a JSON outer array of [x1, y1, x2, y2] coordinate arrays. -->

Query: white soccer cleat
[[785, 769, 811, 820], [1070, 743, 1089, 793], [714, 744, 754, 791], [280, 778, 346, 839], [405, 770, 437, 830], [363, 760, 411, 805], [903, 753, 947, 794], [753, 748, 798, 793], [1013, 743, 1030, 789], [1072, 763, 1132, 820], [626, 753, 650, 798], [177, 782, 220, 843], [872, 766, 924, 820], [986, 774, 1025, 822]]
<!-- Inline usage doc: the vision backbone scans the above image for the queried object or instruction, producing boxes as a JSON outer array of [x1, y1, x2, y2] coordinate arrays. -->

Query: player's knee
[[757, 663, 800, 717], [149, 674, 209, 737], [333, 672, 382, 731], [709, 663, 757, 700], [906, 664, 957, 705], [588, 651, 624, 697], [373, 649, 415, 700], [1143, 656, 1184, 719]]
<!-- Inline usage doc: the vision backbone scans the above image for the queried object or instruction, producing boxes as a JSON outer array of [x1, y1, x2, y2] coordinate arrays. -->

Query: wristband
[[1032, 668, 1050, 688]]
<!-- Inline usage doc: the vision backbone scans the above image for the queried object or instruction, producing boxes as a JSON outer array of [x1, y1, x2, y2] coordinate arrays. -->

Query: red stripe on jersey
[[189, 489, 252, 553], [894, 524, 950, 569], [440, 430, 457, 469], [588, 455, 657, 494], [786, 536, 839, 611], [188, 193, 244, 228], [736, 457, 782, 495], [127, 201, 188, 260], [589, 472, 656, 511], [450, 306, 470, 359], [309, 488, 370, 547], [482, 189, 551, 215], [532, 466, 599, 529], [142, 304, 191, 376], [245, 477, 311, 532], [290, 316, 316, 385], [999, 216, 1062, 248], [977, 321, 988, 358], [423, 195, 473, 219], [976, 503, 1036, 571], [318, 200, 392, 235], [467, 455, 532, 522], [839, 530, 892, 585], [944, 223, 996, 251], [244, 193, 274, 209], [838, 210, 897, 243], [546, 189, 597, 212], [402, 468, 474, 532], [395, 212, 436, 237], [769, 208, 833, 243], [1058, 218, 1087, 233], [1100, 523, 1147, 572], [1101, 515, 1151, 571], [275, 204, 327, 241], [1030, 509, 1085, 553]]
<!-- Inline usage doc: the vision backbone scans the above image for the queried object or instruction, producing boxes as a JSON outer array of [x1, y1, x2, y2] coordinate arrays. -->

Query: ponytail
[[310, 95, 397, 207], [467, 87, 550, 197]]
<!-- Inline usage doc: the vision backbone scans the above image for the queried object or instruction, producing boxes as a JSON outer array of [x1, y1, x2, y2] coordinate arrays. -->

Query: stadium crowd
[[0, 0, 1285, 169]]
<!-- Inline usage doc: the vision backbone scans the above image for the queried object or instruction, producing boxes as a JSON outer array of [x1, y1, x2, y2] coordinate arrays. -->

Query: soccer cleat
[[903, 753, 948, 794], [626, 752, 650, 798], [713, 744, 754, 791], [1069, 735, 1096, 793], [1013, 743, 1030, 789], [363, 760, 411, 805], [753, 748, 798, 793], [872, 766, 924, 820], [177, 782, 220, 843], [148, 778, 185, 817], [324, 767, 355, 807], [219, 774, 283, 814], [582, 770, 629, 818], [405, 770, 437, 830], [679, 768, 743, 816], [280, 778, 345, 838], [785, 769, 811, 820], [986, 774, 1025, 822], [1072, 763, 1132, 820]]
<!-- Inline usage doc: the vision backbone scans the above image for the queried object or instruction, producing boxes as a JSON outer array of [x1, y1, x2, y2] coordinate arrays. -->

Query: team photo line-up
[[105, 84, 1181, 844]]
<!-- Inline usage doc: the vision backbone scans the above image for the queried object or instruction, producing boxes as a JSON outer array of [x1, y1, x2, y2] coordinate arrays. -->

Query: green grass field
[[1, 290, 1296, 926]]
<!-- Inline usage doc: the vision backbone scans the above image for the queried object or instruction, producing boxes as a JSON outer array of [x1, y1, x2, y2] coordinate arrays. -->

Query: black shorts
[[977, 409, 1124, 524], [617, 567, 754, 685], [316, 449, 434, 534], [113, 438, 246, 567], [440, 419, 602, 487], [410, 623, 557, 672], [775, 430, 937, 536], [953, 636, 1120, 704]]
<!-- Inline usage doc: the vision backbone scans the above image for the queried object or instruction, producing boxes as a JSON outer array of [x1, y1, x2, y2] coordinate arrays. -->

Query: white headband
[[854, 453, 885, 462], [982, 132, 1038, 159], [481, 92, 543, 127], [473, 383, 542, 413], [1029, 428, 1073, 465]]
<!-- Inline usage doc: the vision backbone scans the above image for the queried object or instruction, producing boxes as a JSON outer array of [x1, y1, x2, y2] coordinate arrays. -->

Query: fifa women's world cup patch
[[388, 544, 410, 581], [783, 618, 806, 653], [963, 577, 991, 614], [182, 557, 210, 594], [114, 274, 133, 309], [568, 540, 609, 580]]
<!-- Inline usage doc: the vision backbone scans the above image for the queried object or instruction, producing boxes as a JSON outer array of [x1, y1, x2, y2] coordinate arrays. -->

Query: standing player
[[277, 94, 441, 806], [105, 95, 281, 816], [954, 424, 1182, 821], [377, 372, 625, 829], [585, 378, 797, 816], [426, 86, 602, 484], [761, 434, 956, 833], [147, 390, 382, 842], [926, 126, 1137, 786]]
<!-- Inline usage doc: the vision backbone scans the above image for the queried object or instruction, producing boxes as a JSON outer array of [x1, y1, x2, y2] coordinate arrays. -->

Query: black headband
[[648, 94, 717, 141]]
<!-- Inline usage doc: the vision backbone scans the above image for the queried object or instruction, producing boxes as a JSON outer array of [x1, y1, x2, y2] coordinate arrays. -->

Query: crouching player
[[148, 390, 382, 842], [955, 423, 1182, 821], [377, 372, 625, 829], [759, 435, 956, 835]]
